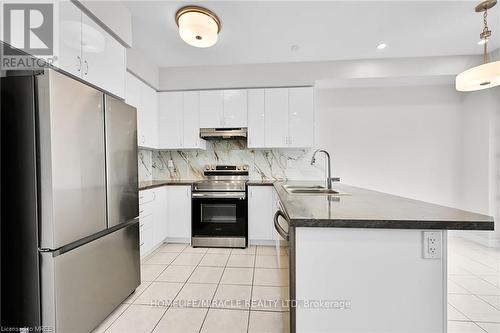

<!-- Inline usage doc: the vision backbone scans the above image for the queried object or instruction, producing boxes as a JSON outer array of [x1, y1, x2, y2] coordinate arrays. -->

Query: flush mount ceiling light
[[377, 43, 387, 50], [175, 6, 221, 48], [456, 0, 500, 91]]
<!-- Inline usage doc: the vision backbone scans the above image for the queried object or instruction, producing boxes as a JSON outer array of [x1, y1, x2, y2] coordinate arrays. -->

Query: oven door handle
[[274, 210, 289, 241], [192, 192, 246, 199]]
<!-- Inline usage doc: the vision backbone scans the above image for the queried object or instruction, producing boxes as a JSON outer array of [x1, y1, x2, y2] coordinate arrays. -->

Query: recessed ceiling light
[[377, 43, 387, 50], [175, 6, 221, 48], [478, 38, 489, 45], [290, 44, 300, 52]]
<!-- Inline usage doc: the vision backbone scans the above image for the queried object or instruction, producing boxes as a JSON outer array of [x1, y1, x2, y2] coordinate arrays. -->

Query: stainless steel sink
[[283, 184, 349, 195]]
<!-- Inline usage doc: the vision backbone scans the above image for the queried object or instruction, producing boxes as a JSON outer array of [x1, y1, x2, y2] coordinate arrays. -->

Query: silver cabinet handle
[[84, 60, 88, 75], [77, 56, 82, 72], [192, 192, 246, 199], [274, 210, 289, 241]]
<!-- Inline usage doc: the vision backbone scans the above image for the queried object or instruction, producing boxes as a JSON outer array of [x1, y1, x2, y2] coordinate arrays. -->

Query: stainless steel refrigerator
[[1, 69, 140, 332]]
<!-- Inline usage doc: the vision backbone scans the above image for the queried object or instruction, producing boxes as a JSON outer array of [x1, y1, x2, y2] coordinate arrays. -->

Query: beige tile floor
[[94, 235, 500, 332], [93, 244, 289, 333], [448, 236, 500, 333]]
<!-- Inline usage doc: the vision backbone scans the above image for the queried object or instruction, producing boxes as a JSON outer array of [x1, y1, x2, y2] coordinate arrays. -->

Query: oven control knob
[[243, 166, 248, 170], [211, 166, 215, 170], [237, 166, 241, 170]]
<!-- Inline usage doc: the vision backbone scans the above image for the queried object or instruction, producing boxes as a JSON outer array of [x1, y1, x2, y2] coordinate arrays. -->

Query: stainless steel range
[[191, 165, 249, 248]]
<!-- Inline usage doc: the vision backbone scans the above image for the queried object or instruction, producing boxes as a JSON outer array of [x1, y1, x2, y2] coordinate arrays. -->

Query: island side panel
[[295, 228, 447, 333]]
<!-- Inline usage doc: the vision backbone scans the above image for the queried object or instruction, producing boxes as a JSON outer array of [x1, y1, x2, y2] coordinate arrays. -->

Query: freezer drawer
[[40, 221, 140, 333]]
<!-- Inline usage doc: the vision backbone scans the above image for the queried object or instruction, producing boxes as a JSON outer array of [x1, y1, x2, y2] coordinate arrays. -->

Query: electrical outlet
[[423, 231, 441, 259]]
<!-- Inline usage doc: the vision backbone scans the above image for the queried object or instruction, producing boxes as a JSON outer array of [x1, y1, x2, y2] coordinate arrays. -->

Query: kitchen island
[[273, 182, 494, 333]]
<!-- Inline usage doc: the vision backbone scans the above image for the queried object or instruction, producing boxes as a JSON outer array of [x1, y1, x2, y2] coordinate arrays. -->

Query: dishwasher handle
[[274, 210, 289, 241]]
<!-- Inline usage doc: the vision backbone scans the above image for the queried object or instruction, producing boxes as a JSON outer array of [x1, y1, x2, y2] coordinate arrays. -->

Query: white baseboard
[[454, 231, 500, 248], [249, 239, 275, 246]]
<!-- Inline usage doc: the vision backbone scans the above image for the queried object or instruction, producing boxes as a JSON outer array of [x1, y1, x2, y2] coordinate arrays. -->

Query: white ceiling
[[123, 1, 500, 68]]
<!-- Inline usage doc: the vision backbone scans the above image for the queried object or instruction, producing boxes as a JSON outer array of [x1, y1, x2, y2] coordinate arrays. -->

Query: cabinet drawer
[[138, 202, 154, 218], [139, 189, 155, 204]]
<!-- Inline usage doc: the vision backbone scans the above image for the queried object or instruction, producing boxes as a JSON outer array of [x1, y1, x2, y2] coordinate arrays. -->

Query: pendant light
[[456, 0, 500, 91], [175, 6, 221, 48]]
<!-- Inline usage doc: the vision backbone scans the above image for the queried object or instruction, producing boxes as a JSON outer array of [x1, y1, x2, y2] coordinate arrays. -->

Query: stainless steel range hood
[[200, 128, 247, 140]]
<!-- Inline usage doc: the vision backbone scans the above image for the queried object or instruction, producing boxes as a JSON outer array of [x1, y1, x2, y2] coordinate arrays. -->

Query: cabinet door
[[158, 92, 183, 149], [140, 214, 154, 256], [265, 88, 289, 148], [289, 87, 314, 148], [248, 186, 273, 242], [223, 90, 247, 127], [56, 2, 82, 77], [183, 91, 202, 148], [167, 186, 191, 240], [200, 90, 223, 128], [153, 188, 168, 245], [125, 72, 141, 108], [247, 89, 265, 148], [141, 84, 158, 148], [81, 13, 126, 98]]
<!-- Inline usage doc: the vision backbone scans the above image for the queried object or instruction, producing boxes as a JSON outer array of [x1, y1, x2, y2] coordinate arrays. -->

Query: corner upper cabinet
[[158, 91, 206, 150], [159, 92, 183, 149], [55, 2, 126, 98], [223, 90, 247, 127], [126, 73, 158, 149], [200, 90, 224, 128]]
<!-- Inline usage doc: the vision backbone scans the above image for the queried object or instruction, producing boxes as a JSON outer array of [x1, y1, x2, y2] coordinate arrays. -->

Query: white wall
[[457, 88, 500, 245], [159, 55, 479, 90], [127, 47, 159, 89], [76, 0, 133, 47], [315, 85, 463, 208]]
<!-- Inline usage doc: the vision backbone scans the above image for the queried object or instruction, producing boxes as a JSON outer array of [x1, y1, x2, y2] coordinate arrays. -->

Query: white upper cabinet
[[141, 83, 159, 148], [183, 91, 206, 149], [159, 92, 183, 149], [248, 87, 314, 148], [223, 90, 248, 127], [288, 87, 314, 148], [265, 88, 289, 147], [125, 72, 141, 108], [81, 13, 125, 98], [126, 73, 158, 148], [55, 2, 126, 98], [247, 89, 265, 148], [200, 90, 224, 128], [57, 2, 82, 77], [199, 90, 248, 128], [158, 91, 206, 150]]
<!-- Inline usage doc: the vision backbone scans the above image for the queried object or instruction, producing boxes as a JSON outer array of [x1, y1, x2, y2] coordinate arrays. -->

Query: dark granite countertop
[[273, 181, 494, 230], [140, 179, 279, 190], [138, 180, 197, 190]]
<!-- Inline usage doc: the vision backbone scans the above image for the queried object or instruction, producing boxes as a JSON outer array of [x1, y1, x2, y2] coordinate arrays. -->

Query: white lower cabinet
[[139, 187, 166, 258], [248, 186, 275, 244], [166, 186, 191, 242], [153, 187, 168, 246]]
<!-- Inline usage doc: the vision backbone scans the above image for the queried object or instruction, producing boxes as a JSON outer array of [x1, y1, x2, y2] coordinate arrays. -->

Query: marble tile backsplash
[[138, 140, 324, 182]]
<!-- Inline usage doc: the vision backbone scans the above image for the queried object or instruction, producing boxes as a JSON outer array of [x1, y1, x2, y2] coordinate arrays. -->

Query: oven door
[[191, 192, 248, 241]]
